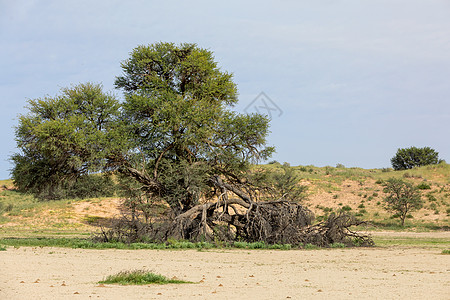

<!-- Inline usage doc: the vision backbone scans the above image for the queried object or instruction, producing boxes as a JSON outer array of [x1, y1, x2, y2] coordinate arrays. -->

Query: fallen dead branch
[[96, 197, 373, 247]]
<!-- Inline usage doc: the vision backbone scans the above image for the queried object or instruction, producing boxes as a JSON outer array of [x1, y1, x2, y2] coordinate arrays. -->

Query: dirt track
[[1, 236, 449, 300]]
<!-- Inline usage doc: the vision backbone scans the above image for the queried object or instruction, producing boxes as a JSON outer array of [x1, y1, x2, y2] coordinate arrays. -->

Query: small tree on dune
[[383, 178, 423, 226]]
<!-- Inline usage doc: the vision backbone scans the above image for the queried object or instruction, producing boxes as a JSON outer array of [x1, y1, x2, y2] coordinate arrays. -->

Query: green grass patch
[[232, 241, 292, 250], [373, 236, 450, 248], [330, 242, 346, 248], [99, 270, 192, 285], [0, 238, 218, 250], [373, 163, 450, 185], [0, 245, 6, 251], [304, 243, 319, 250], [441, 249, 450, 255]]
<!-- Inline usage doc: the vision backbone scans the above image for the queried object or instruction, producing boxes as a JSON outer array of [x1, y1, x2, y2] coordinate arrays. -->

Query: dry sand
[[1, 237, 449, 299]]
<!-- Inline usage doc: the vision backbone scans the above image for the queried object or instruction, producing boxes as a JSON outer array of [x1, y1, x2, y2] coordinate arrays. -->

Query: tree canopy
[[11, 83, 124, 199], [383, 178, 423, 226], [114, 42, 274, 213], [11, 42, 372, 247], [391, 146, 440, 170], [12, 43, 274, 207]]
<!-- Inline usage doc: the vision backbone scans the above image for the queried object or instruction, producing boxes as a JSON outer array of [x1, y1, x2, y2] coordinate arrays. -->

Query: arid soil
[[1, 233, 449, 300]]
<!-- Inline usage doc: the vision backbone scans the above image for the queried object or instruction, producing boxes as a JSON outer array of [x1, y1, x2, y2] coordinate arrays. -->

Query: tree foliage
[[12, 42, 372, 246], [391, 146, 440, 170], [11, 83, 124, 199], [114, 42, 274, 214], [247, 163, 307, 202], [383, 178, 423, 226]]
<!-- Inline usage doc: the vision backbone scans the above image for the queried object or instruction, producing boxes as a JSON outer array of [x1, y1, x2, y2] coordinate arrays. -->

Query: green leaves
[[12, 83, 123, 199], [12, 43, 274, 210], [391, 146, 440, 170], [114, 43, 274, 211], [383, 178, 423, 226]]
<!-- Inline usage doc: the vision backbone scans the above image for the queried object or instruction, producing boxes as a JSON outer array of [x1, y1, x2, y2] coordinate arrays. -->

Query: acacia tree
[[391, 146, 440, 170], [11, 83, 125, 199], [114, 42, 275, 215], [12, 43, 372, 246], [383, 178, 423, 226]]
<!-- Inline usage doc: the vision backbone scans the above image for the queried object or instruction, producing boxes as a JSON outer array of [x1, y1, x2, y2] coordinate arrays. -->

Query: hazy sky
[[1, 0, 449, 179]]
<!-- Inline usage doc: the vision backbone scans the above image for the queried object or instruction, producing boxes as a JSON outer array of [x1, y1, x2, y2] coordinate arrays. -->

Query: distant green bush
[[391, 146, 440, 170], [426, 194, 437, 202], [417, 183, 431, 190], [341, 205, 352, 211]]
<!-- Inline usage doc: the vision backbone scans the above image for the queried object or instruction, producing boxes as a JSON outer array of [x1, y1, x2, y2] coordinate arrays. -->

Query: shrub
[[417, 183, 431, 190], [341, 205, 352, 211], [427, 194, 437, 202], [322, 207, 333, 212], [99, 270, 191, 285], [403, 172, 412, 178]]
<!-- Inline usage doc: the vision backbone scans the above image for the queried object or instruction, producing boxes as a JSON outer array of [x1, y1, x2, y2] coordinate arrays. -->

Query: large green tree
[[11, 43, 371, 246], [12, 43, 274, 209], [114, 42, 274, 214], [11, 83, 124, 199]]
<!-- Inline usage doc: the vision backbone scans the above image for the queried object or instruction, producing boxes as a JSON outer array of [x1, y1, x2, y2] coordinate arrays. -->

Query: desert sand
[[1, 234, 449, 300]]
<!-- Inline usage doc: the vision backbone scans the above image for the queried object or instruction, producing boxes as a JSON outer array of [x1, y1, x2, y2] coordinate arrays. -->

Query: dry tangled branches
[[97, 196, 373, 247]]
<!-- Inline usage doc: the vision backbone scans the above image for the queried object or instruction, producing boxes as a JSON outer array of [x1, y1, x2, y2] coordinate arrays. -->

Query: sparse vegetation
[[99, 270, 192, 285], [1, 163, 449, 243]]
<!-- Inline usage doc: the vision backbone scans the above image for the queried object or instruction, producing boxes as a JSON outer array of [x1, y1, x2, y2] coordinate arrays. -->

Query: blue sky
[[1, 0, 449, 179]]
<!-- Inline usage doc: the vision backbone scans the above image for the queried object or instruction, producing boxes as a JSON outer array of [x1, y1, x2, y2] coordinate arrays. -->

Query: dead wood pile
[[97, 197, 374, 247]]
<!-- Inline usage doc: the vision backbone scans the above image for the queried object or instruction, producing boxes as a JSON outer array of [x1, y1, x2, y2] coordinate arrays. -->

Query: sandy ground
[[1, 235, 449, 300]]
